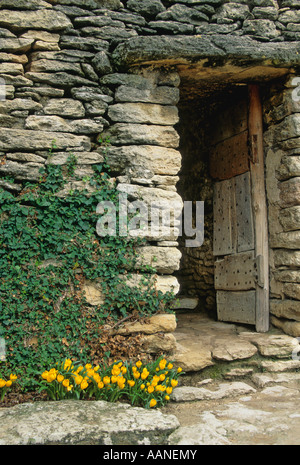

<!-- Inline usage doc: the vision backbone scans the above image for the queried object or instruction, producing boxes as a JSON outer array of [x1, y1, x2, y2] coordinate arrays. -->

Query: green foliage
[[0, 147, 175, 389]]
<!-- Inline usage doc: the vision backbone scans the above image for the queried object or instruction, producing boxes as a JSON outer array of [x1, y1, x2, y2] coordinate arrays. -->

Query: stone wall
[[264, 75, 300, 337], [0, 0, 300, 330]]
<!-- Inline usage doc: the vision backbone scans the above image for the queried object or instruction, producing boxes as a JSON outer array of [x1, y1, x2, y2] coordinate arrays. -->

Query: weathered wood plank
[[210, 131, 249, 180], [215, 251, 256, 291], [234, 171, 255, 252], [217, 290, 256, 325], [213, 179, 236, 256], [248, 84, 269, 333], [209, 97, 248, 145]]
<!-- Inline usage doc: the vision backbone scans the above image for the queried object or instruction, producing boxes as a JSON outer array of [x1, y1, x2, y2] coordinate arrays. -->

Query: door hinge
[[255, 255, 264, 288]]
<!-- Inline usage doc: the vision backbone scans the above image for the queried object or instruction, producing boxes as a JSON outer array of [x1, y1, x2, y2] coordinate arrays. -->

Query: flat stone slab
[[0, 400, 180, 445], [171, 382, 256, 402], [172, 313, 300, 372]]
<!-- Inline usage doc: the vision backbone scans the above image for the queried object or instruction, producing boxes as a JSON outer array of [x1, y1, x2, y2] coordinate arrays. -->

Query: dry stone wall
[[0, 0, 300, 330], [264, 76, 300, 336]]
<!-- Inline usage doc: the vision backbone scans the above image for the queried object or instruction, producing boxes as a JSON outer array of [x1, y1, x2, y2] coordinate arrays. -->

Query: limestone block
[[212, 339, 258, 361], [101, 123, 180, 148], [243, 19, 280, 39], [113, 313, 177, 335], [108, 103, 179, 126], [0, 63, 24, 75], [43, 99, 86, 117], [0, 9, 72, 31], [0, 53, 28, 64], [27, 59, 84, 75], [71, 87, 113, 103], [7, 152, 45, 163], [20, 30, 60, 44], [0, 160, 41, 181], [271, 316, 300, 337], [0, 98, 42, 114], [117, 183, 183, 211], [277, 156, 300, 181], [0, 128, 91, 152], [173, 343, 213, 372], [25, 116, 103, 134], [283, 283, 300, 300], [274, 249, 300, 267], [115, 85, 180, 105], [140, 333, 176, 353], [103, 145, 181, 176], [0, 400, 179, 445], [274, 270, 300, 283], [280, 177, 300, 207], [91, 51, 113, 75], [270, 231, 300, 249], [100, 73, 155, 89], [25, 72, 97, 88], [279, 9, 300, 24], [134, 246, 182, 274], [270, 299, 300, 322], [46, 151, 104, 165], [124, 273, 180, 295], [127, 0, 166, 17], [240, 330, 300, 357], [275, 115, 300, 141], [157, 4, 209, 23], [0, 38, 34, 53], [279, 206, 300, 231], [82, 279, 105, 306], [0, 0, 53, 8]]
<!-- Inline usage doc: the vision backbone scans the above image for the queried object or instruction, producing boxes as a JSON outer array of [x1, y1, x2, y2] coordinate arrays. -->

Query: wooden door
[[210, 85, 269, 332]]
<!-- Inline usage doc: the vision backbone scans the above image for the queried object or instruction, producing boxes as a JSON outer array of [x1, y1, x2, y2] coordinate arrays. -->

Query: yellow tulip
[[9, 374, 17, 381], [136, 361, 142, 368], [165, 395, 170, 401], [140, 384, 145, 390], [121, 366, 127, 374], [166, 386, 172, 395], [159, 359, 166, 370], [41, 371, 48, 380], [80, 380, 88, 390], [147, 385, 154, 394], [47, 373, 56, 383], [167, 363, 173, 370], [57, 374, 64, 383], [0, 379, 6, 388], [127, 380, 135, 387], [98, 381, 104, 389], [64, 359, 72, 370], [103, 376, 110, 385], [62, 379, 70, 388], [111, 375, 117, 384], [5, 380, 12, 387], [150, 399, 157, 408], [171, 379, 178, 388], [133, 371, 140, 379], [74, 375, 83, 385], [177, 367, 182, 373]]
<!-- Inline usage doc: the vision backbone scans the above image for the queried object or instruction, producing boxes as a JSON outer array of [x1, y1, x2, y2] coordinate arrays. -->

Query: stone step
[[0, 400, 180, 445]]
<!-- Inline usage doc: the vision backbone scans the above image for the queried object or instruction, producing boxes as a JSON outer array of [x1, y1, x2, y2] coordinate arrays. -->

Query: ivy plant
[[0, 150, 175, 389]]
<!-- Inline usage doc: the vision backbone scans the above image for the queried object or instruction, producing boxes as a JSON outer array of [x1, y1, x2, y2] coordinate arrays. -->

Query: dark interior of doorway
[[174, 83, 251, 320]]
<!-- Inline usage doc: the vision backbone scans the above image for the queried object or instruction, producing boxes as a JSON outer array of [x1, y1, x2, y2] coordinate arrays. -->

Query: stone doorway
[[173, 70, 294, 335]]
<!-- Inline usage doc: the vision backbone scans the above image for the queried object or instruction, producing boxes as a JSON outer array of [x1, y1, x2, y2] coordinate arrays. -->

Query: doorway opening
[[174, 79, 269, 332]]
